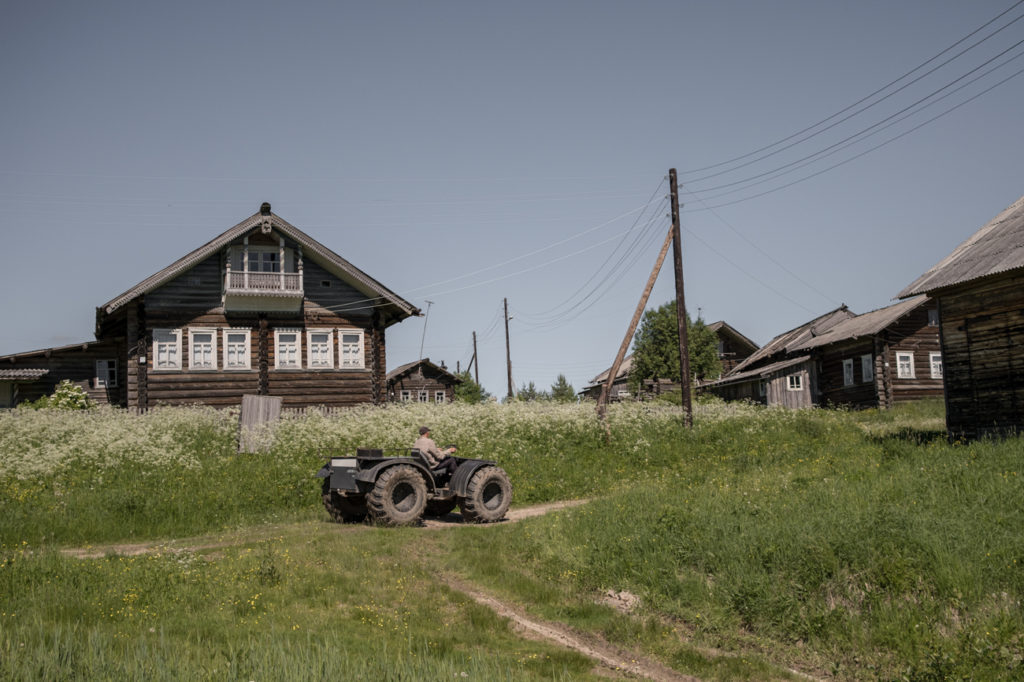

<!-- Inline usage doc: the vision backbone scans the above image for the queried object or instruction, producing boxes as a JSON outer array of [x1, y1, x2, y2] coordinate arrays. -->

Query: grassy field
[[2, 399, 1022, 680]]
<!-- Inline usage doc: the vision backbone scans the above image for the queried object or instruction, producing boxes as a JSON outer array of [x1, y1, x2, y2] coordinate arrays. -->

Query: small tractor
[[317, 448, 512, 526]]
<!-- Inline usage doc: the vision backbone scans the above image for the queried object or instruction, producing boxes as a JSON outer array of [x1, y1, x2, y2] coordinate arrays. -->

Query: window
[[95, 360, 118, 388], [787, 374, 803, 391], [252, 249, 280, 273], [275, 329, 301, 369], [861, 354, 874, 383], [930, 352, 943, 379], [400, 390, 412, 402], [189, 329, 217, 370], [153, 329, 182, 370], [842, 358, 855, 386], [339, 329, 364, 369], [307, 329, 334, 368], [435, 391, 446, 404], [418, 390, 429, 403], [896, 352, 915, 379], [223, 329, 251, 370], [928, 309, 939, 327]]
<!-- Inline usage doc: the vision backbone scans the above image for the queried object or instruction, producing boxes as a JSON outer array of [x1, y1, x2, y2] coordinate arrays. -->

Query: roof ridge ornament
[[260, 202, 272, 234]]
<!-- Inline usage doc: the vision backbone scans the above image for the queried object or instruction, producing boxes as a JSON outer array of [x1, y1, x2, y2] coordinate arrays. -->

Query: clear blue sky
[[2, 0, 1023, 398]]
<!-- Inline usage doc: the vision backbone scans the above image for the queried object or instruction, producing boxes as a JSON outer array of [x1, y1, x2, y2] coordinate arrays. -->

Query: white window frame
[[306, 329, 335, 369], [435, 390, 446, 404], [338, 329, 365, 369], [842, 358, 855, 387], [399, 390, 412, 402], [153, 329, 182, 370], [786, 374, 803, 392], [896, 351, 915, 379], [222, 329, 251, 370], [418, 390, 429, 403], [861, 354, 873, 383], [95, 359, 118, 388], [274, 329, 302, 369], [930, 352, 943, 379], [188, 328, 218, 370]]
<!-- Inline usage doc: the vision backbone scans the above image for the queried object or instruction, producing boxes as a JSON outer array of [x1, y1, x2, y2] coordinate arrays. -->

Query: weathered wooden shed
[[1, 203, 419, 409], [898, 194, 1024, 439], [579, 354, 634, 401], [0, 341, 122, 406], [386, 358, 462, 404], [706, 320, 759, 375]]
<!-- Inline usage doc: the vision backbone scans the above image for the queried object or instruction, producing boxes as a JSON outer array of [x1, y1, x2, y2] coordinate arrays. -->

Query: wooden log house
[[0, 203, 419, 408], [898, 193, 1024, 440], [386, 358, 462, 404]]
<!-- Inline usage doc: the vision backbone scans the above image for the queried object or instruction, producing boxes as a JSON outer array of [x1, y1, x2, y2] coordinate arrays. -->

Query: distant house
[[387, 358, 461, 404], [579, 355, 634, 401], [898, 193, 1024, 439], [702, 299, 943, 409], [707, 320, 758, 375], [0, 203, 419, 408]]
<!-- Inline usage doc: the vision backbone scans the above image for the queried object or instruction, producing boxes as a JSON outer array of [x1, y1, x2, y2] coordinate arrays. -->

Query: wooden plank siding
[[934, 270, 1024, 440], [0, 340, 125, 405]]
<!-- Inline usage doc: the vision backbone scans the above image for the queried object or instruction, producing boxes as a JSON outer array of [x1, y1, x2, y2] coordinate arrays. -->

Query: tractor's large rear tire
[[460, 466, 512, 523], [322, 478, 367, 523], [367, 465, 428, 526]]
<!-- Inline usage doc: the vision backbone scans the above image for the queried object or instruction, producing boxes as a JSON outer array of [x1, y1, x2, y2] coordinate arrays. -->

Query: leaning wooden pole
[[669, 168, 693, 428], [596, 222, 676, 423]]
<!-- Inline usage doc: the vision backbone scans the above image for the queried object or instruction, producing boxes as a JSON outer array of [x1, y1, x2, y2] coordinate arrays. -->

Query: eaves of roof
[[386, 358, 462, 383], [702, 355, 812, 389], [0, 368, 50, 381], [795, 295, 929, 351]]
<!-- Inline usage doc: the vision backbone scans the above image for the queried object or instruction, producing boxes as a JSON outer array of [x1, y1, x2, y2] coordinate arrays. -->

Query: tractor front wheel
[[367, 465, 428, 526], [460, 466, 512, 523]]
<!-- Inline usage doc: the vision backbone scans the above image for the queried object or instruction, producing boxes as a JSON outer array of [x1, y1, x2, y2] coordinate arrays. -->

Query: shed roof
[[702, 355, 812, 389], [98, 204, 419, 324], [899, 193, 1024, 298], [795, 296, 930, 351], [0, 368, 50, 381]]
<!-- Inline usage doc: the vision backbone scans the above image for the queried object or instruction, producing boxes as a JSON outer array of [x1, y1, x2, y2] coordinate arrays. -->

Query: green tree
[[629, 301, 722, 393], [549, 374, 576, 402], [517, 381, 548, 402], [453, 371, 491, 403]]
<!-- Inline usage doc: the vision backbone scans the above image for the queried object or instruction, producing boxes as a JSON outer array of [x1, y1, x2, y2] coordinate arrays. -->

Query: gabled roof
[[386, 358, 462, 383], [728, 306, 854, 375], [796, 296, 930, 351], [98, 204, 419, 324], [583, 354, 633, 389], [899, 193, 1024, 298], [707, 320, 758, 353]]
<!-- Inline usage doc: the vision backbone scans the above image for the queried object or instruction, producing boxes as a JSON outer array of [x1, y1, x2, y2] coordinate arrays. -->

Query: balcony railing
[[225, 270, 303, 296]]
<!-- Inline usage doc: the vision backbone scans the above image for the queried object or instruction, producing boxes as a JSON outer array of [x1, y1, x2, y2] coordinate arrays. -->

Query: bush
[[19, 380, 93, 410]]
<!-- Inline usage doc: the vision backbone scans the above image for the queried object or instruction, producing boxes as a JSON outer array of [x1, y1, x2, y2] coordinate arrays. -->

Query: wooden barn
[[387, 358, 462, 404], [579, 354, 634, 401], [702, 299, 943, 410], [898, 193, 1024, 439], [0, 203, 419, 408]]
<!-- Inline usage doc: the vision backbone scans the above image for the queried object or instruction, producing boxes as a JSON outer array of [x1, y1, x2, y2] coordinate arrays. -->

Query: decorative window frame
[[338, 328, 365, 369], [842, 358, 855, 387], [274, 328, 302, 370], [929, 352, 943, 379], [95, 359, 118, 388], [399, 390, 412, 402], [306, 328, 335, 369], [896, 351, 915, 379], [861, 354, 874, 383], [189, 328, 218, 371], [418, 390, 429, 403], [153, 328, 182, 371], [434, 390, 446, 404], [222, 328, 252, 370], [786, 374, 803, 392]]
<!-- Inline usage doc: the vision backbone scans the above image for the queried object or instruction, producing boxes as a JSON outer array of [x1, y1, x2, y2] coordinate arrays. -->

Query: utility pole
[[504, 298, 513, 400], [418, 300, 434, 360], [473, 331, 479, 385], [669, 168, 693, 427]]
